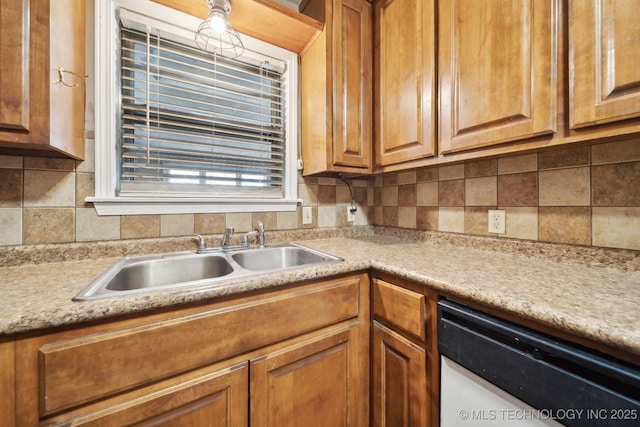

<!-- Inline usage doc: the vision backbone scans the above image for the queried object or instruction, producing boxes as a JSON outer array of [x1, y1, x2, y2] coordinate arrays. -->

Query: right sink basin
[[231, 246, 340, 271]]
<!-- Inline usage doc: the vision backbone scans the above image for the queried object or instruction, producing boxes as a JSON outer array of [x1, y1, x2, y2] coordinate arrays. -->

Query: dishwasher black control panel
[[438, 299, 640, 427]]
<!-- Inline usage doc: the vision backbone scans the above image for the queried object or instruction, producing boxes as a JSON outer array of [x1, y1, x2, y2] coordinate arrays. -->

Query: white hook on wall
[[53, 67, 89, 88]]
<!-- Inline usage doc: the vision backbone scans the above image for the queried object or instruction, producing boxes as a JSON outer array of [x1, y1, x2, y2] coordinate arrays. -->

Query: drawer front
[[36, 275, 363, 416], [372, 278, 426, 340]]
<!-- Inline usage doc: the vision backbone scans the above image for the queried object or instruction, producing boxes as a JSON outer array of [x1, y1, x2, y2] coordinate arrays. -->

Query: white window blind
[[118, 23, 286, 198]]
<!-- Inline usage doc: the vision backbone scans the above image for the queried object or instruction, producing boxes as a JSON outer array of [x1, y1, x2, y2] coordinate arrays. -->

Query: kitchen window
[[89, 0, 300, 215]]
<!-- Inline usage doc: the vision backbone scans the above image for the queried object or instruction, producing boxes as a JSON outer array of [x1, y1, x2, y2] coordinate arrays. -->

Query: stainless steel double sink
[[73, 243, 342, 301]]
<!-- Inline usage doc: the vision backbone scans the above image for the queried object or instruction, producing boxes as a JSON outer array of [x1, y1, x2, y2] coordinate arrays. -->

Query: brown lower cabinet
[[251, 326, 362, 426], [0, 272, 440, 427], [11, 273, 370, 426], [39, 361, 251, 426], [371, 275, 439, 427], [373, 322, 428, 426]]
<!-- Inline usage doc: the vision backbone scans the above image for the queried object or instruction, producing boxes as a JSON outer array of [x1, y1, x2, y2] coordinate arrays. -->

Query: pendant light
[[195, 0, 244, 58]]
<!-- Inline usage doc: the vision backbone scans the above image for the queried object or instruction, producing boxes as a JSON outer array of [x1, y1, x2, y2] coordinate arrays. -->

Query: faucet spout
[[221, 227, 234, 247], [257, 220, 265, 248]]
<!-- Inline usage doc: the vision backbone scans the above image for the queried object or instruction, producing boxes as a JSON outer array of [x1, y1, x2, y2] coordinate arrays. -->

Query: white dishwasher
[[438, 300, 639, 427]]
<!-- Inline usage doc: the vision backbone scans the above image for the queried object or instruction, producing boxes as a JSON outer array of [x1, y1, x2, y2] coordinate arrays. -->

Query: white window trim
[[88, 0, 300, 216]]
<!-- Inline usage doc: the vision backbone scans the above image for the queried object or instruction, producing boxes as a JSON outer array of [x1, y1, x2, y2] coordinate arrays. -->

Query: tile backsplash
[[0, 139, 371, 246], [372, 138, 640, 250], [1, 137, 639, 251]]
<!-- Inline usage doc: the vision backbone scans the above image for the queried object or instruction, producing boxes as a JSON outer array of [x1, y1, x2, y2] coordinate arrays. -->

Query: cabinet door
[[372, 321, 428, 427], [375, 0, 436, 166], [45, 363, 249, 426], [0, 0, 28, 131], [0, 339, 15, 427], [439, 0, 557, 154], [332, 0, 372, 169], [301, 0, 372, 175], [250, 326, 364, 427], [49, 0, 86, 157], [569, 0, 640, 129], [0, 0, 85, 159], [0, 0, 48, 140]]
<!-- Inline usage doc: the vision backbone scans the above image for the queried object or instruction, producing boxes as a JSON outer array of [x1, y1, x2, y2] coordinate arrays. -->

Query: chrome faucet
[[257, 220, 265, 248], [194, 222, 263, 253], [221, 227, 234, 247], [242, 220, 265, 248]]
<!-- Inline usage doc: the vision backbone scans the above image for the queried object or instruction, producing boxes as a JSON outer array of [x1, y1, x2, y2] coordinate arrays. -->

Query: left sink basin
[[73, 252, 235, 301], [106, 254, 234, 291]]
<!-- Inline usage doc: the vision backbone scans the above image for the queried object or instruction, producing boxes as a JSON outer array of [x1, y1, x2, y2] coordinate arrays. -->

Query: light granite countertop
[[1, 228, 639, 359]]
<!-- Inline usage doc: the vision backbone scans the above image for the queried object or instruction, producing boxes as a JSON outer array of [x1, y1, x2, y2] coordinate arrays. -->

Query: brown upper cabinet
[[374, 0, 436, 167], [438, 0, 557, 154], [0, 0, 86, 159], [370, 0, 639, 172], [301, 0, 373, 176], [569, 0, 640, 129]]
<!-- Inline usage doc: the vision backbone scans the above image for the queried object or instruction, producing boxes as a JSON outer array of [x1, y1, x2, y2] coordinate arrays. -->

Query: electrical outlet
[[347, 206, 356, 222], [488, 209, 506, 234], [302, 207, 313, 224]]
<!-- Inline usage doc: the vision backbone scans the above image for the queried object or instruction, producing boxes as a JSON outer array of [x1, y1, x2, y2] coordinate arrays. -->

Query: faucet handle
[[192, 234, 207, 250], [242, 230, 258, 246]]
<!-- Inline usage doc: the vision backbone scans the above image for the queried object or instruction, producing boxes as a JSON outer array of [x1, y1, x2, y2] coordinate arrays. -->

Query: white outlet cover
[[347, 206, 356, 222], [302, 206, 313, 224], [488, 209, 506, 234]]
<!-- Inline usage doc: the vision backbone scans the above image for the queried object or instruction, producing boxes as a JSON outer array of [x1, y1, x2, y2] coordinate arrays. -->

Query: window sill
[[87, 197, 301, 216]]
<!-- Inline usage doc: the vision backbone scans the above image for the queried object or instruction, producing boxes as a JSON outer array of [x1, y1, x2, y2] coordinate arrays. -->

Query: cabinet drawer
[[372, 278, 426, 340], [34, 275, 362, 416]]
